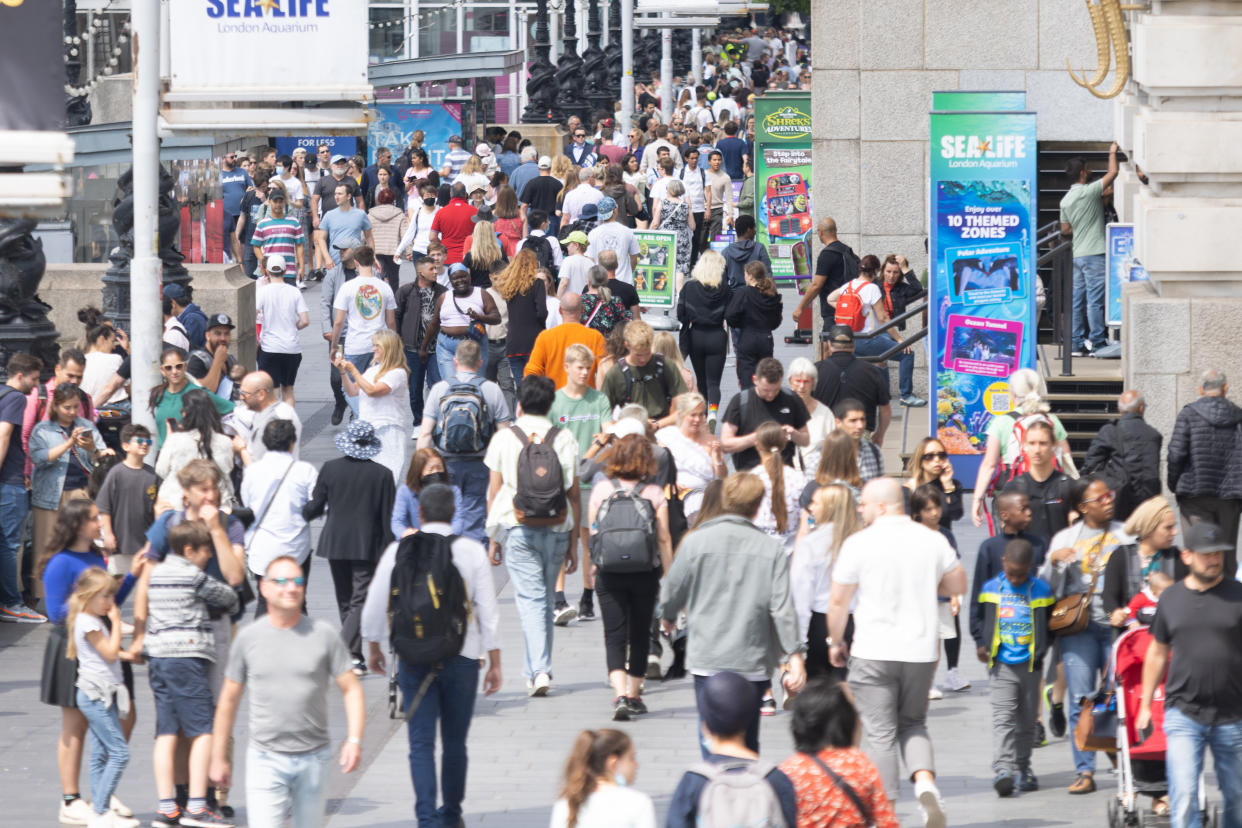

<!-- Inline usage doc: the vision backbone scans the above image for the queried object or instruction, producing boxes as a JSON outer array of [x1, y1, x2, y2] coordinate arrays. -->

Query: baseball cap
[[208, 313, 235, 330], [475, 144, 492, 157], [826, 324, 855, 345], [596, 195, 617, 220], [330, 154, 347, 164], [162, 283, 187, 302], [1185, 522, 1234, 553], [448, 134, 463, 144], [579, 202, 599, 221], [538, 155, 552, 169], [266, 188, 286, 200], [265, 255, 287, 273], [334, 234, 363, 251], [561, 230, 589, 247]]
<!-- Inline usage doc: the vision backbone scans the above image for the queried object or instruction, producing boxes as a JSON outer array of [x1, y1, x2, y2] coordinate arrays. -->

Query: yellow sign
[[0, 0, 26, 7], [761, 106, 812, 141]]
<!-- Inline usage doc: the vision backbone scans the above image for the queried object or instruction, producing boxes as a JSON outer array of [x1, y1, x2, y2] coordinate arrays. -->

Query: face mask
[[614, 773, 628, 788], [420, 472, 449, 487], [275, 165, 285, 175], [424, 197, 436, 207]]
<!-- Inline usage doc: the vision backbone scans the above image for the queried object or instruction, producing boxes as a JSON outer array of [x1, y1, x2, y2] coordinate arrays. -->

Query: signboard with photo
[[632, 230, 677, 308]]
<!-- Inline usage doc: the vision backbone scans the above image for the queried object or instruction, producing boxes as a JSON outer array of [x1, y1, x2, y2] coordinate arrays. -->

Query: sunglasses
[[161, 362, 186, 371], [923, 451, 948, 460], [269, 576, 307, 587], [131, 438, 153, 447], [574, 133, 586, 138]]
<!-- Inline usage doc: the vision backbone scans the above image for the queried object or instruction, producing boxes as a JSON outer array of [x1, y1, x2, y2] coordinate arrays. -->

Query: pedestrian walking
[[790, 484, 859, 680], [676, 251, 731, 427], [1081, 390, 1163, 522], [725, 260, 782, 389], [335, 328, 411, 484], [652, 179, 695, 278], [550, 730, 656, 828], [153, 389, 235, 512], [810, 325, 891, 450], [719, 357, 810, 473], [421, 262, 502, 385], [254, 256, 310, 406]]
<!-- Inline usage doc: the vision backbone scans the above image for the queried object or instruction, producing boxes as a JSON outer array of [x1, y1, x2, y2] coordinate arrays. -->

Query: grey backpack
[[692, 759, 788, 828], [590, 479, 657, 574]]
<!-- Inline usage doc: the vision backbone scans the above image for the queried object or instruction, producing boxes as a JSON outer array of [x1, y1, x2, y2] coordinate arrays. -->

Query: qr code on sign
[[991, 393, 1011, 412]]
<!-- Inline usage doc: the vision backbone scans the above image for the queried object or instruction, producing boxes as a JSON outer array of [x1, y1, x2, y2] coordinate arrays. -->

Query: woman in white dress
[[787, 357, 833, 476], [655, 392, 726, 524], [335, 328, 410, 484]]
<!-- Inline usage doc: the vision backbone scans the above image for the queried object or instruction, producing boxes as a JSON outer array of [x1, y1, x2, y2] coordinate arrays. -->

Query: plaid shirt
[[857, 438, 883, 482]]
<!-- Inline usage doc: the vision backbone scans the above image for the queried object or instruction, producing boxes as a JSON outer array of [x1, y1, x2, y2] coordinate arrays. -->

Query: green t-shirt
[[1059, 179, 1106, 258], [550, 388, 613, 460], [986, 412, 1068, 468], [153, 382, 235, 447]]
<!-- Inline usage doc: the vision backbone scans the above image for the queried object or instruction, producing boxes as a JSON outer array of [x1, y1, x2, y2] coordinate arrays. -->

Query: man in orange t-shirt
[[524, 293, 606, 389]]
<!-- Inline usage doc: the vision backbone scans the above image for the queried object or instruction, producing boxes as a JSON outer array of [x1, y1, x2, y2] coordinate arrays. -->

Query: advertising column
[[752, 93, 813, 283], [929, 111, 1038, 484]]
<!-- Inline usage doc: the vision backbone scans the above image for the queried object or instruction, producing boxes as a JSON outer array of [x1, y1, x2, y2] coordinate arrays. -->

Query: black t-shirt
[[609, 278, 640, 310], [0, 386, 26, 486], [814, 243, 852, 318], [810, 353, 890, 431], [315, 175, 361, 217], [1153, 578, 1242, 726], [520, 176, 562, 215], [721, 388, 810, 471], [1001, 471, 1074, 545]]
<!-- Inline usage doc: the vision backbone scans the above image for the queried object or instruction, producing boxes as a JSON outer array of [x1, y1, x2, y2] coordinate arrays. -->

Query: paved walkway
[[0, 271, 1152, 826]]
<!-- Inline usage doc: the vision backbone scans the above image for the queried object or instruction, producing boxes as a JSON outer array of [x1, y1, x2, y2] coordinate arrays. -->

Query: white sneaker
[[60, 798, 95, 826], [86, 811, 112, 828], [928, 685, 944, 700], [529, 671, 551, 697], [915, 779, 947, 828], [109, 796, 132, 818], [111, 815, 140, 828], [944, 667, 971, 692]]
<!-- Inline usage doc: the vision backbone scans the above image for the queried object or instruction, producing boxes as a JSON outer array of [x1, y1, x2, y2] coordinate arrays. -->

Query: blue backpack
[[433, 377, 494, 456]]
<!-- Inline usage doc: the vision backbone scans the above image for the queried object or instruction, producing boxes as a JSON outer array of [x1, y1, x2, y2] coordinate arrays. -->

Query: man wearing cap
[[428, 182, 477, 266], [439, 135, 472, 184], [561, 168, 603, 226], [566, 126, 596, 169], [586, 198, 640, 285], [812, 325, 892, 448], [519, 157, 562, 234], [317, 183, 373, 269], [557, 232, 594, 296], [311, 153, 363, 232], [188, 313, 243, 402], [1138, 522, 1242, 828], [255, 256, 310, 407], [163, 283, 209, 351], [508, 146, 541, 202], [250, 188, 306, 287]]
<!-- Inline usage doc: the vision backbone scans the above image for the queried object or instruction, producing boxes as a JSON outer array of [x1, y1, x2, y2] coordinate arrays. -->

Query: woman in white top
[[335, 328, 410, 484], [79, 310, 128, 407], [154, 388, 237, 511], [787, 357, 833, 475], [791, 483, 859, 679], [751, 421, 806, 550], [550, 729, 655, 828], [396, 180, 440, 263], [655, 392, 726, 523]]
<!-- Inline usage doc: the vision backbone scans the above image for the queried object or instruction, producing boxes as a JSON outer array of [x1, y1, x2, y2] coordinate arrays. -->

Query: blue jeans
[[0, 483, 28, 606], [507, 355, 530, 396], [503, 526, 570, 679], [406, 347, 442, 424], [445, 459, 488, 543], [436, 333, 488, 386], [76, 689, 130, 816], [397, 655, 480, 828], [245, 744, 330, 828], [1164, 706, 1242, 828], [1072, 254, 1107, 350], [1061, 621, 1113, 774], [343, 352, 373, 417], [854, 332, 915, 398]]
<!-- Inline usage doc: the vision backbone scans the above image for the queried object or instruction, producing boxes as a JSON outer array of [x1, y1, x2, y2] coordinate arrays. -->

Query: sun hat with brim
[[335, 420, 382, 460]]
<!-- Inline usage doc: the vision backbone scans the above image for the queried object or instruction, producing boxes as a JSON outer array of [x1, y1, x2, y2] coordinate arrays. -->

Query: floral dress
[[581, 292, 633, 336], [659, 198, 693, 277]]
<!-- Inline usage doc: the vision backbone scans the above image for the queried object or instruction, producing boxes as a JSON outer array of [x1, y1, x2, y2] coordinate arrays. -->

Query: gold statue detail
[[1067, 0, 1145, 99]]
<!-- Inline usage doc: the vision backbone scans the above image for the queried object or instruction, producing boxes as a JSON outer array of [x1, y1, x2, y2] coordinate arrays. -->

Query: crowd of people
[[6, 19, 1242, 828]]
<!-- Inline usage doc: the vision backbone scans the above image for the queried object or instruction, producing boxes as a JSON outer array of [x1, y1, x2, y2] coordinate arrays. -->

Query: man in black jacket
[[1082, 390, 1163, 521], [811, 326, 891, 448], [394, 257, 446, 422], [1168, 369, 1242, 576]]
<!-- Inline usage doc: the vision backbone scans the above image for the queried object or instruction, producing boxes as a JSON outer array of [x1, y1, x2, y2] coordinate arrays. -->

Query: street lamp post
[[582, 0, 611, 122], [521, 0, 560, 123], [554, 0, 588, 125], [604, 0, 622, 103]]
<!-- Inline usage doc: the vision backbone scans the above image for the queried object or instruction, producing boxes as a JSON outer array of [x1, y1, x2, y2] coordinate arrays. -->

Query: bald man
[[236, 370, 303, 465], [793, 216, 861, 358], [524, 292, 607, 389], [827, 477, 966, 819], [1081, 388, 1163, 521]]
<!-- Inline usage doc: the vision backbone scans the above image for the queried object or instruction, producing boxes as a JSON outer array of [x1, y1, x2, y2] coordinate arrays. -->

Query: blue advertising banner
[[273, 136, 359, 158], [1105, 223, 1148, 327], [929, 110, 1039, 484], [369, 103, 463, 169]]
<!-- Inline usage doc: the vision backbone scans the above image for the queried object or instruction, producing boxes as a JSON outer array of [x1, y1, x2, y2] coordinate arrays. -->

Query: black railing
[[1036, 219, 1075, 376], [853, 300, 929, 363]]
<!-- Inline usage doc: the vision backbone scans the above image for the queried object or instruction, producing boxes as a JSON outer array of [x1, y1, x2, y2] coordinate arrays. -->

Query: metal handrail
[[851, 300, 928, 340], [858, 327, 929, 363]]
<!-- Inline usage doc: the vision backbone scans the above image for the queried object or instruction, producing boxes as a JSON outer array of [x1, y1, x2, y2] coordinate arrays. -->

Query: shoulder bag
[[802, 751, 874, 827], [1049, 532, 1104, 637]]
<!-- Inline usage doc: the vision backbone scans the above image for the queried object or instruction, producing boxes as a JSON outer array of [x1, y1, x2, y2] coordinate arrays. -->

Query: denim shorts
[[148, 657, 215, 738]]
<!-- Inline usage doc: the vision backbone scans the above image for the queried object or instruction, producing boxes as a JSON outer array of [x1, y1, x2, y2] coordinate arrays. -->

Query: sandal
[[1153, 796, 1171, 817], [1068, 773, 1096, 794]]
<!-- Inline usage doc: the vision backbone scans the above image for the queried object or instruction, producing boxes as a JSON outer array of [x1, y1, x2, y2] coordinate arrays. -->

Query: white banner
[[169, 0, 370, 100]]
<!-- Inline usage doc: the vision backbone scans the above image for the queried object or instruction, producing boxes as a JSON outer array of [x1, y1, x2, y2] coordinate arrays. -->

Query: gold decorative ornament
[[1067, 0, 1146, 99]]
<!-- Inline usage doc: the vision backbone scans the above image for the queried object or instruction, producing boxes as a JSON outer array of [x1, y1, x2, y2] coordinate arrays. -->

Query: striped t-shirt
[[251, 216, 304, 276]]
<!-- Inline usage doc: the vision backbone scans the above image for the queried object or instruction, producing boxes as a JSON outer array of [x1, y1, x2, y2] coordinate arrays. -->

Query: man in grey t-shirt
[[210, 557, 365, 827]]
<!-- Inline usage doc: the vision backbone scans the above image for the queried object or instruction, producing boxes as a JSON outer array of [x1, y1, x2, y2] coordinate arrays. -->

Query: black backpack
[[525, 234, 558, 279], [511, 425, 567, 526], [433, 377, 494, 456], [619, 354, 666, 405], [826, 241, 860, 295], [590, 479, 658, 574], [388, 532, 471, 716]]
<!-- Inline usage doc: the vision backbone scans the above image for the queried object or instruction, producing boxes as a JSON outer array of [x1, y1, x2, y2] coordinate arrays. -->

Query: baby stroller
[[1107, 625, 1218, 827]]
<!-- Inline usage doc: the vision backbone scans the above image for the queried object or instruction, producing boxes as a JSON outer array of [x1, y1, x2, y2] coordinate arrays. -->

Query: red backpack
[[834, 280, 868, 332]]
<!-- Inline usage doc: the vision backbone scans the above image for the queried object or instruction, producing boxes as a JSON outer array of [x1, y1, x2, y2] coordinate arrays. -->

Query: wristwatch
[[346, 736, 361, 745]]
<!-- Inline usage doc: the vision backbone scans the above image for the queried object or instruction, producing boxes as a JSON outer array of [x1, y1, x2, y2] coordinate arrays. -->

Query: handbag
[[803, 751, 874, 827], [1049, 532, 1104, 637], [241, 459, 297, 604], [1074, 688, 1118, 752]]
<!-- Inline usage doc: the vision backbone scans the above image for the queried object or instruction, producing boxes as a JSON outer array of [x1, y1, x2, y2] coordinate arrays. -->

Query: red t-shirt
[[430, 198, 477, 264]]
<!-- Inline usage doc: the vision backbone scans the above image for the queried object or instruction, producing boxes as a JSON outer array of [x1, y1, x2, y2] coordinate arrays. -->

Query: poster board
[[1106, 223, 1148, 327], [632, 230, 677, 308], [369, 103, 463, 168], [752, 92, 812, 282]]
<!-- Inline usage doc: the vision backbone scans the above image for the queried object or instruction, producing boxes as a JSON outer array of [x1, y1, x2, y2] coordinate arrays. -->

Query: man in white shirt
[[361, 484, 501, 828], [827, 478, 966, 828], [677, 149, 708, 264], [586, 197, 640, 285], [647, 156, 676, 205], [255, 255, 310, 406], [561, 168, 603, 226], [638, 124, 684, 176], [330, 245, 397, 415], [557, 232, 595, 296], [237, 371, 303, 465]]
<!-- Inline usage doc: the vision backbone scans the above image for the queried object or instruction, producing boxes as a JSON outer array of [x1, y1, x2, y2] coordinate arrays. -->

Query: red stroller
[[1107, 625, 1217, 827]]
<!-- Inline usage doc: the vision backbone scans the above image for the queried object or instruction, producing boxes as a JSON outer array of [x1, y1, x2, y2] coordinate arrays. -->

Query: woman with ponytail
[[750, 421, 806, 551], [550, 729, 654, 828]]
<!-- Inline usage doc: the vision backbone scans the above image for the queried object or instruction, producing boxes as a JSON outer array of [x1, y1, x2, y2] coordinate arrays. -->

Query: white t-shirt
[[256, 280, 309, 354], [839, 277, 884, 334], [648, 176, 672, 204], [81, 351, 125, 405], [587, 222, 640, 284], [832, 515, 960, 663], [74, 613, 122, 684], [333, 274, 396, 355], [359, 365, 409, 430], [549, 786, 657, 828], [562, 182, 603, 225], [677, 164, 708, 213], [278, 174, 306, 206], [559, 253, 595, 296]]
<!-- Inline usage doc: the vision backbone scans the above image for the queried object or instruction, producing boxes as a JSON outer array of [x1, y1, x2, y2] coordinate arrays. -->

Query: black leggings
[[806, 611, 854, 684], [376, 253, 400, 294], [596, 569, 660, 678], [688, 326, 727, 408], [944, 613, 961, 669]]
